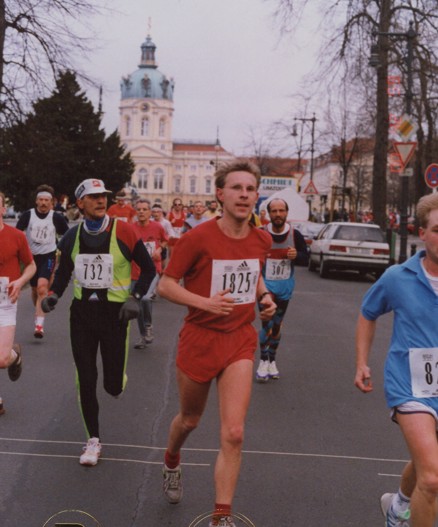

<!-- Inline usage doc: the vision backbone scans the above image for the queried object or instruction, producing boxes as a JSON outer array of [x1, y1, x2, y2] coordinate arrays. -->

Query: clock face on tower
[[141, 103, 149, 112]]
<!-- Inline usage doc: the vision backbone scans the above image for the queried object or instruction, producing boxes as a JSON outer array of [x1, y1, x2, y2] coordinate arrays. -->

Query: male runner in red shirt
[[158, 160, 276, 527], [0, 191, 36, 414]]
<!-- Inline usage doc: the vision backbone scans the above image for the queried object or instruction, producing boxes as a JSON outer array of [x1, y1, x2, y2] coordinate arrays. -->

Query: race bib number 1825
[[210, 259, 259, 305]]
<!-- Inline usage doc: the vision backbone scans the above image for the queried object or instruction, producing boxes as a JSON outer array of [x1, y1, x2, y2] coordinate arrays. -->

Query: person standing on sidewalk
[[41, 179, 155, 466], [131, 198, 168, 348], [255, 198, 308, 382], [157, 160, 276, 527], [355, 193, 438, 527], [0, 191, 36, 414], [16, 184, 69, 338]]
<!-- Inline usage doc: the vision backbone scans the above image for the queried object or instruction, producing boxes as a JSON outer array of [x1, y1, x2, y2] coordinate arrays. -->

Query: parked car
[[293, 221, 325, 247], [308, 222, 390, 279]]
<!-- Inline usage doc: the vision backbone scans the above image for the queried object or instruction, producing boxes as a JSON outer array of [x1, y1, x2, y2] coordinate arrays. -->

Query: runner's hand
[[259, 295, 276, 321], [119, 296, 141, 322], [205, 290, 234, 315], [41, 293, 59, 313]]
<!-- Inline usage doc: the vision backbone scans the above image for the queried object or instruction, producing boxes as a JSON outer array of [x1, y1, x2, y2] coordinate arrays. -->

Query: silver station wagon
[[308, 222, 390, 279]]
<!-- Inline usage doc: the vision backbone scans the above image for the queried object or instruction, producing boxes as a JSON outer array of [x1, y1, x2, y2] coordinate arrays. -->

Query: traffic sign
[[425, 163, 438, 189], [302, 180, 318, 195], [393, 141, 417, 169], [393, 113, 418, 141]]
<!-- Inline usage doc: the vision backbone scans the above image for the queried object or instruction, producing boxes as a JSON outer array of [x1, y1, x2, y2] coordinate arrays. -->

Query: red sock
[[214, 503, 231, 517], [164, 450, 180, 469]]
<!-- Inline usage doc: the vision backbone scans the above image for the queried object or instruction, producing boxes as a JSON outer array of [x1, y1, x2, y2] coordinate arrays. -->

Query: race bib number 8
[[0, 277, 9, 306], [74, 254, 114, 289], [409, 348, 438, 398], [210, 259, 259, 305]]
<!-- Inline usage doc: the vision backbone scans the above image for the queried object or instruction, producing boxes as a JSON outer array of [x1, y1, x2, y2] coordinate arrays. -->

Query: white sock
[[35, 316, 44, 326], [392, 488, 410, 515], [10, 349, 18, 364]]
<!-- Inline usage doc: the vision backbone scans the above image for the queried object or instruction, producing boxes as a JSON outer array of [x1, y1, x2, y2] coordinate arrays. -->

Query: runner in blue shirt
[[355, 193, 438, 527]]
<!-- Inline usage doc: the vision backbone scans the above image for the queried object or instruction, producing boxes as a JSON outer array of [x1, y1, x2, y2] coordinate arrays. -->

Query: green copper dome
[[120, 36, 174, 101]]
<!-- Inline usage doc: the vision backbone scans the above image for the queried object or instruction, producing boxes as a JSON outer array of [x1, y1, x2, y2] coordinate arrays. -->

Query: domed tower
[[119, 35, 175, 196]]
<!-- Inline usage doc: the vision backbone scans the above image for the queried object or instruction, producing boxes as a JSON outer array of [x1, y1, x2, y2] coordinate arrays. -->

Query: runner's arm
[[354, 313, 377, 393], [8, 260, 37, 303], [157, 274, 234, 315]]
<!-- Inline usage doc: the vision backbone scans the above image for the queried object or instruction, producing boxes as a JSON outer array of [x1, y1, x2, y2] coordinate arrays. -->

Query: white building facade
[[118, 35, 235, 210]]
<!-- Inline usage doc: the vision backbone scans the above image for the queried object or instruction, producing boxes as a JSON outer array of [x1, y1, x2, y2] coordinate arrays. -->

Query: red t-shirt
[[164, 218, 271, 332], [131, 221, 168, 278], [0, 224, 34, 281], [107, 203, 137, 223]]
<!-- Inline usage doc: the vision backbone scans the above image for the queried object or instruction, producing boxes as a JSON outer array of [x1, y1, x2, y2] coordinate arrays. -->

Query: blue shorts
[[30, 251, 56, 286]]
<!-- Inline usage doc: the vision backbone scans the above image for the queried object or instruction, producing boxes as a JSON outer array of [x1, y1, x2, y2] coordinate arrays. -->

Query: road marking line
[[0, 437, 408, 463], [0, 451, 209, 466]]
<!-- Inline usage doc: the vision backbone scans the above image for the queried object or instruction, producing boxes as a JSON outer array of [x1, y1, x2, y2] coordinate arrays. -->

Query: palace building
[[119, 35, 235, 210]]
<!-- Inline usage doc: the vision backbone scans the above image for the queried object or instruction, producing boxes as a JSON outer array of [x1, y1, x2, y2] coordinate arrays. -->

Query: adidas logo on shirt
[[237, 261, 251, 272]]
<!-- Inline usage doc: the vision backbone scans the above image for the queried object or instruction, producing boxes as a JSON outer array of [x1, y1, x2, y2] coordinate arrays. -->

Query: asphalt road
[[0, 262, 422, 526]]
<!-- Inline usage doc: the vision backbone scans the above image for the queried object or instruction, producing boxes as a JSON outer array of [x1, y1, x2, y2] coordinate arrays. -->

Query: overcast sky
[[83, 0, 320, 155]]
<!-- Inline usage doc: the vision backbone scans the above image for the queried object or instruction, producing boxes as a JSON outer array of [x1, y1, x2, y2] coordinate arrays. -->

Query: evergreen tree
[[0, 70, 134, 210]]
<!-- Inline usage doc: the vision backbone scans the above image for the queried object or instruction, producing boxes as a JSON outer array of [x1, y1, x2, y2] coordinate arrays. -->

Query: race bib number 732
[[210, 259, 259, 305], [74, 254, 114, 289]]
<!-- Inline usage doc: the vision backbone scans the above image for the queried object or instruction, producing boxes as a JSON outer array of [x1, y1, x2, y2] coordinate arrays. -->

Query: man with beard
[[255, 198, 308, 382]]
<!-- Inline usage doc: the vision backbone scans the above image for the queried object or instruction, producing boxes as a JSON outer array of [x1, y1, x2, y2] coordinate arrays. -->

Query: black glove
[[119, 296, 140, 322], [41, 293, 59, 313]]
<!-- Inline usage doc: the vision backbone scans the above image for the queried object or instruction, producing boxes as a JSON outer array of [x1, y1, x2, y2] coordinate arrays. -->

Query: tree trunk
[[372, 0, 391, 229]]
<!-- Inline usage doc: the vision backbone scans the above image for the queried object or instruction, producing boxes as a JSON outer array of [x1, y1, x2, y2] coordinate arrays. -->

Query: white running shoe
[[268, 360, 280, 379], [144, 325, 154, 344], [134, 337, 146, 349], [256, 360, 270, 382], [162, 465, 183, 504], [380, 493, 410, 527], [79, 437, 101, 466], [209, 516, 236, 527]]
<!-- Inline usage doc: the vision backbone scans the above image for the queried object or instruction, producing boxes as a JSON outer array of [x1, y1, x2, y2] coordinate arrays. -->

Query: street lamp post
[[369, 21, 416, 263], [293, 114, 317, 217]]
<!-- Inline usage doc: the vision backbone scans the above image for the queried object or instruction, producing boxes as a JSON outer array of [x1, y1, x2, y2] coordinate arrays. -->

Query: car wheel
[[308, 256, 317, 272], [319, 256, 330, 278]]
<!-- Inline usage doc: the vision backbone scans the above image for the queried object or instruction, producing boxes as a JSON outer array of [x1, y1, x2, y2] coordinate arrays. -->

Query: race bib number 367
[[409, 348, 438, 398], [210, 259, 259, 305]]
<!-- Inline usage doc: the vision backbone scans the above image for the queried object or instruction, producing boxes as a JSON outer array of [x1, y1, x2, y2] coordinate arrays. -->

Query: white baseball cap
[[75, 179, 112, 200]]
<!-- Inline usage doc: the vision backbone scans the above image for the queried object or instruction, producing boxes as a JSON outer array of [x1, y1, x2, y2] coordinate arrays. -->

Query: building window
[[141, 118, 149, 136], [125, 116, 131, 136], [190, 164, 197, 171], [138, 168, 148, 190], [159, 118, 166, 137], [154, 168, 164, 190], [174, 176, 182, 193], [190, 176, 196, 194], [205, 178, 212, 194]]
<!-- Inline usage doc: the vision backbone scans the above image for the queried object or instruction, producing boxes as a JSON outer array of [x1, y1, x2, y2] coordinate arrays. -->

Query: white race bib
[[30, 224, 53, 244], [144, 241, 155, 256], [265, 258, 291, 281], [409, 347, 438, 398], [74, 254, 114, 289], [0, 277, 9, 306], [210, 259, 259, 305], [173, 226, 183, 238]]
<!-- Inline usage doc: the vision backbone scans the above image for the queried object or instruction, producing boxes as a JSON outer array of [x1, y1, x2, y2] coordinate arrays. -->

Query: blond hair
[[416, 193, 438, 228], [214, 159, 261, 190]]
